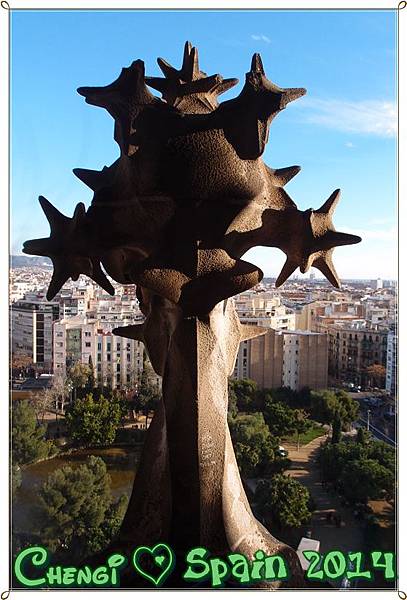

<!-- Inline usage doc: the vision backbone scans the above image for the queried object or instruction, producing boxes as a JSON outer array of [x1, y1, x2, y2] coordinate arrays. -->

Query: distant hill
[[11, 255, 52, 268]]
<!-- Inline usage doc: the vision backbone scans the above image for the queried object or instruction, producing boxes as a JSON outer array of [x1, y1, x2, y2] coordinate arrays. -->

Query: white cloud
[[297, 97, 396, 138], [344, 225, 397, 242], [251, 34, 271, 44], [345, 141, 354, 148]]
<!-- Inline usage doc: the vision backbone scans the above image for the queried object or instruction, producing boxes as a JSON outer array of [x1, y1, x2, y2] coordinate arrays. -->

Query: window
[[117, 343, 121, 351], [85, 342, 91, 348]]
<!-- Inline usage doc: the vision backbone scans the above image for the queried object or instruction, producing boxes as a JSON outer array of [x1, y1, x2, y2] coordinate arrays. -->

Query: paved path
[[285, 435, 365, 556]]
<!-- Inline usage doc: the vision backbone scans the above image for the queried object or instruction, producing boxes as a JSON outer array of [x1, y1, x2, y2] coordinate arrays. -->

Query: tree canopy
[[340, 458, 394, 503], [38, 455, 127, 559], [12, 400, 53, 465], [228, 379, 260, 412], [318, 438, 395, 504], [65, 393, 125, 447], [229, 412, 279, 478], [255, 475, 312, 530], [310, 389, 359, 427]]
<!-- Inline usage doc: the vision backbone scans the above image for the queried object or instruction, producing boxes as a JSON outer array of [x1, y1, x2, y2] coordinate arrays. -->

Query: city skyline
[[11, 9, 397, 280]]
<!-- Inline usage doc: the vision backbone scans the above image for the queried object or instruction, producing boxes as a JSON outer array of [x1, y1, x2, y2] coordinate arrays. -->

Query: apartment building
[[53, 315, 144, 389], [325, 320, 388, 387], [11, 299, 60, 370], [386, 327, 397, 396], [233, 328, 328, 391]]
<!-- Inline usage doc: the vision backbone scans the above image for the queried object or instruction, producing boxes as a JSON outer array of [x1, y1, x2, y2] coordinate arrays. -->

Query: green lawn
[[282, 425, 327, 446]]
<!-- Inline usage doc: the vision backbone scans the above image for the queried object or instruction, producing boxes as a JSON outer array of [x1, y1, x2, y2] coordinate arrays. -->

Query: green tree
[[227, 380, 238, 420], [367, 440, 395, 473], [229, 413, 278, 478], [310, 389, 359, 428], [318, 439, 395, 503], [87, 356, 96, 391], [228, 379, 258, 412], [68, 362, 93, 400], [356, 427, 370, 445], [334, 390, 360, 427], [340, 458, 394, 503], [263, 396, 297, 438], [255, 475, 312, 530], [135, 370, 161, 427], [38, 456, 127, 559], [332, 414, 342, 444], [11, 400, 52, 465], [293, 408, 312, 450], [65, 393, 125, 446], [264, 387, 298, 409]]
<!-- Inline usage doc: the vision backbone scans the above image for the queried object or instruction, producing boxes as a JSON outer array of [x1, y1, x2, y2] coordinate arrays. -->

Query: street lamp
[[367, 409, 371, 431]]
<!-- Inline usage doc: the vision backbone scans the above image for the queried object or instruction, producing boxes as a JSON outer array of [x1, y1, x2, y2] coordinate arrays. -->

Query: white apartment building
[[234, 293, 296, 330], [87, 293, 142, 325], [53, 315, 144, 389]]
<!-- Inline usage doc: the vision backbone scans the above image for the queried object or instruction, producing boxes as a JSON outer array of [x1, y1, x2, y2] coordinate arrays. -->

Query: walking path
[[284, 435, 365, 555]]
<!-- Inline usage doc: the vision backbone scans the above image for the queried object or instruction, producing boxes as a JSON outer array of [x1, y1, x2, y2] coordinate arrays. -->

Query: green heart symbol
[[155, 555, 165, 567], [133, 543, 175, 587]]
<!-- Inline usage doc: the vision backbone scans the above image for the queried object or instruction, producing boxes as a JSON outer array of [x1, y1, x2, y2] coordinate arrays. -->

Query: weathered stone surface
[[23, 41, 362, 588]]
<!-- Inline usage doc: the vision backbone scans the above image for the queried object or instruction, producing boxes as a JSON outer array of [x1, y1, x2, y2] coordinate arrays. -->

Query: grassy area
[[282, 425, 327, 446]]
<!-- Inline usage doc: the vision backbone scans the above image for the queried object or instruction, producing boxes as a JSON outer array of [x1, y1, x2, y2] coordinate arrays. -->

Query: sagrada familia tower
[[24, 42, 361, 588]]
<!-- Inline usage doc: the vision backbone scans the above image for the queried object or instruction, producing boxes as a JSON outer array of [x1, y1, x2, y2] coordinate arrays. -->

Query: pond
[[13, 446, 139, 535]]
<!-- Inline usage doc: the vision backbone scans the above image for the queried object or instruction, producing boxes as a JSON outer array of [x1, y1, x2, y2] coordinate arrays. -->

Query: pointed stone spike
[[38, 196, 63, 225], [73, 167, 112, 191], [188, 46, 200, 80], [240, 324, 269, 342], [275, 258, 298, 287], [38, 196, 70, 231], [183, 40, 193, 63], [73, 202, 86, 223], [144, 77, 169, 94], [47, 262, 70, 300], [273, 166, 301, 186], [282, 87, 307, 105], [157, 57, 178, 78], [316, 189, 341, 215], [22, 237, 53, 257], [322, 231, 362, 249], [250, 53, 265, 75], [313, 256, 340, 288], [113, 324, 145, 342], [216, 78, 239, 95], [300, 255, 313, 274], [91, 261, 115, 296]]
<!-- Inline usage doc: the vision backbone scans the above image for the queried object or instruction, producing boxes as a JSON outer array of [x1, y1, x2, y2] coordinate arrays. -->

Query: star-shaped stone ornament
[[23, 196, 114, 300], [275, 189, 361, 287], [77, 60, 160, 154], [219, 53, 306, 159], [146, 41, 238, 113]]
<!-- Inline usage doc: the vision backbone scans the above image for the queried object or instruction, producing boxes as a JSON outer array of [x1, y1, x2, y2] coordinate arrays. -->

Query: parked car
[[276, 446, 288, 457]]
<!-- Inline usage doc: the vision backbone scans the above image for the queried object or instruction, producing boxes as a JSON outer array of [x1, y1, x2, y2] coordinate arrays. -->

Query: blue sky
[[11, 9, 397, 279]]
